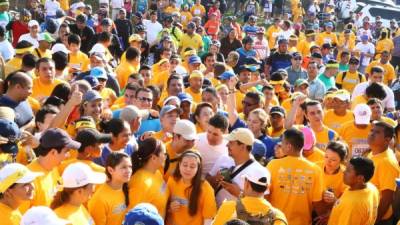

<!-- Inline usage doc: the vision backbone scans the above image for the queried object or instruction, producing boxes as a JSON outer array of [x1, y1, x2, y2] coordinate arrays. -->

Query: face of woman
[[115, 126, 132, 149], [247, 113, 263, 135], [179, 156, 199, 181], [8, 183, 34, 201], [197, 106, 214, 128], [109, 157, 133, 183], [154, 145, 166, 168], [83, 100, 103, 121], [79, 184, 95, 203], [324, 149, 341, 172]]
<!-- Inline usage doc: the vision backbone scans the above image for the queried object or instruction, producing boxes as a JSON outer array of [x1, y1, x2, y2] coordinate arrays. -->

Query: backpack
[[236, 199, 288, 225], [336, 71, 364, 89]]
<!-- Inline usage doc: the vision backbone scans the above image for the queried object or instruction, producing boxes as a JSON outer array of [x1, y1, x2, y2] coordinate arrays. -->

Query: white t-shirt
[[354, 42, 375, 66], [209, 155, 270, 206], [195, 133, 228, 177], [0, 39, 14, 61], [352, 81, 395, 109], [143, 19, 163, 46], [356, 28, 373, 41], [45, 0, 60, 17], [111, 0, 124, 8], [18, 34, 39, 48]]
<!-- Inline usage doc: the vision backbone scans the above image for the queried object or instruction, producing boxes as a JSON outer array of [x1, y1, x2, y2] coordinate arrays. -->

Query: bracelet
[[229, 90, 236, 94]]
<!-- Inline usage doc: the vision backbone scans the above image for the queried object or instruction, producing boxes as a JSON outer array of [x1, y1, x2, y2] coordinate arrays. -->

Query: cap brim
[[355, 117, 370, 125], [224, 134, 236, 142], [88, 171, 107, 184], [66, 140, 82, 149], [182, 134, 198, 141], [0, 143, 18, 154], [17, 171, 44, 184], [270, 111, 285, 117]]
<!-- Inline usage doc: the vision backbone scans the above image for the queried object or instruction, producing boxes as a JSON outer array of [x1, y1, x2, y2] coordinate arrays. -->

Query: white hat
[[163, 96, 181, 106], [242, 166, 270, 187], [0, 163, 43, 193], [62, 162, 106, 188], [28, 20, 39, 27], [21, 206, 70, 225], [334, 90, 350, 102], [51, 43, 70, 54], [225, 128, 255, 146], [353, 104, 372, 125], [173, 119, 198, 140], [89, 43, 106, 55]]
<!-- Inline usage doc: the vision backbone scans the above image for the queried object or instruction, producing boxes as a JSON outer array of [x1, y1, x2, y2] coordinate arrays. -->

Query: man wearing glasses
[[135, 87, 161, 136]]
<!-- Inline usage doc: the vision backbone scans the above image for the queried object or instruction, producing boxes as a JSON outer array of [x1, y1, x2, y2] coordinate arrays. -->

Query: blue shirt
[[94, 143, 135, 166], [236, 48, 257, 67], [258, 134, 279, 158], [136, 117, 162, 137]]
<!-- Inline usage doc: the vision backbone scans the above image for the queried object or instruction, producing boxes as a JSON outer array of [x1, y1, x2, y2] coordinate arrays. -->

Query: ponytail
[[50, 188, 74, 209], [131, 138, 163, 174]]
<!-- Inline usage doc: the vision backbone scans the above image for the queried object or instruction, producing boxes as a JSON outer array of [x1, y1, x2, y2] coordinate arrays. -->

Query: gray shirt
[[308, 78, 326, 100], [286, 66, 308, 85]]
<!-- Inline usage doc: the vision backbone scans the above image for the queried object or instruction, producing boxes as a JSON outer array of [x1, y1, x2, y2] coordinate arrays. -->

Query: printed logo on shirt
[[277, 167, 315, 195], [113, 203, 127, 214], [160, 182, 167, 193]]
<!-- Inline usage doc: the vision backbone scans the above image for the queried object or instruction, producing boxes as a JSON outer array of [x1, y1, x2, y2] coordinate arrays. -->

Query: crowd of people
[[1, 0, 400, 224]]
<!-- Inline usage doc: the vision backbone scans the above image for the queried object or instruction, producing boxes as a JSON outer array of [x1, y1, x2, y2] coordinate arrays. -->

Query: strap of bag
[[216, 159, 254, 194]]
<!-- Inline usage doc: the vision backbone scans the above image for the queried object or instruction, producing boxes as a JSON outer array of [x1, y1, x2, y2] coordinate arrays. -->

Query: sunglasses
[[138, 97, 153, 102]]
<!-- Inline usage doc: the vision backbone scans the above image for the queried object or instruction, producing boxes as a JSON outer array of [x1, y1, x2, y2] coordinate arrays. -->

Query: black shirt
[[69, 24, 95, 55]]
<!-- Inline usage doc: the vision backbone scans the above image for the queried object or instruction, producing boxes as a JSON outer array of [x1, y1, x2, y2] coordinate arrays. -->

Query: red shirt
[[9, 21, 29, 47]]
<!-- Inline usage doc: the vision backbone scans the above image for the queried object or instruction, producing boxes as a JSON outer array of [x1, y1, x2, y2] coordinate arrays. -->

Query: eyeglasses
[[138, 97, 153, 102], [294, 57, 302, 61]]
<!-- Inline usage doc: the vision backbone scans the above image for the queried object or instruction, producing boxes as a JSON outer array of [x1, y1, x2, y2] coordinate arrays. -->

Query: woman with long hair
[[51, 162, 106, 225], [166, 150, 217, 225], [220, 29, 243, 58], [88, 152, 132, 225], [193, 102, 214, 133], [128, 137, 169, 218]]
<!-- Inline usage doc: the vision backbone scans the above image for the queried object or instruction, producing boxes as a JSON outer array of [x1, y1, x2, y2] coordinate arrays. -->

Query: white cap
[[173, 119, 198, 140], [89, 43, 106, 55], [21, 206, 70, 225], [334, 89, 350, 102], [163, 96, 181, 107], [0, 163, 43, 193], [354, 104, 372, 125], [242, 166, 271, 187], [62, 162, 106, 188], [28, 20, 39, 27], [225, 128, 255, 146], [51, 43, 70, 54]]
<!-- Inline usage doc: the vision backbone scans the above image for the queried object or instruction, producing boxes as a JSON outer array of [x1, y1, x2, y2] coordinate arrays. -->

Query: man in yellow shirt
[[31, 58, 65, 101], [179, 22, 203, 56], [316, 22, 338, 47], [323, 90, 353, 132], [67, 34, 90, 74], [335, 57, 366, 93], [34, 32, 54, 59], [267, 128, 325, 225], [327, 157, 379, 225], [191, 0, 206, 17], [365, 51, 395, 86], [213, 166, 287, 225], [266, 18, 282, 49], [367, 98, 397, 127], [5, 41, 34, 77], [185, 70, 203, 103], [367, 121, 400, 224], [19, 128, 81, 213], [115, 47, 140, 89], [297, 30, 316, 57], [267, 106, 286, 138]]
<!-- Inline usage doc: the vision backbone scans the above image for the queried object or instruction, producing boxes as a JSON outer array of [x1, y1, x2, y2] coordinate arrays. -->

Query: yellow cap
[[189, 70, 204, 79], [184, 49, 197, 57], [0, 163, 43, 193], [75, 120, 96, 130], [129, 34, 143, 42]]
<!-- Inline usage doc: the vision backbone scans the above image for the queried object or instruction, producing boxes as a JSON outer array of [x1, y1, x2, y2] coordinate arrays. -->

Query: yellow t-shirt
[[179, 33, 203, 56], [180, 11, 193, 29], [55, 204, 95, 225], [297, 40, 315, 57], [58, 158, 105, 175], [316, 32, 338, 46], [351, 95, 367, 110], [59, 0, 69, 10], [185, 87, 202, 103], [68, 51, 90, 73], [327, 183, 379, 225], [380, 116, 397, 127], [316, 161, 347, 198], [28, 96, 41, 113], [100, 87, 117, 108], [365, 61, 395, 85], [368, 149, 400, 220], [166, 178, 217, 225], [266, 25, 282, 49], [266, 127, 285, 138], [212, 196, 288, 225], [313, 125, 339, 150], [376, 39, 394, 55], [34, 48, 53, 59], [4, 57, 22, 77], [304, 147, 325, 163], [0, 202, 22, 225], [338, 121, 371, 157], [31, 78, 65, 101], [88, 183, 127, 225], [190, 4, 206, 17], [164, 6, 180, 14], [19, 159, 62, 213], [115, 62, 139, 90], [335, 71, 366, 93], [128, 169, 169, 218], [323, 109, 354, 133], [154, 131, 173, 144], [267, 156, 324, 225]]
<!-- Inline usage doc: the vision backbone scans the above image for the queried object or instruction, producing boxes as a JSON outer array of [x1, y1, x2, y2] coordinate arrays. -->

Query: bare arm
[[376, 190, 394, 222], [49, 89, 82, 129], [239, 79, 268, 93], [226, 77, 239, 126], [284, 94, 306, 129]]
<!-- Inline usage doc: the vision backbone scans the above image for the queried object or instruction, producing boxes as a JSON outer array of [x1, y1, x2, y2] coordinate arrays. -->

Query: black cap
[[322, 43, 333, 49], [291, 52, 302, 58], [75, 129, 111, 149], [135, 24, 146, 32], [39, 128, 81, 149], [101, 18, 113, 26], [349, 57, 360, 64], [269, 106, 286, 117], [134, 12, 143, 19], [76, 14, 87, 23], [311, 52, 323, 59]]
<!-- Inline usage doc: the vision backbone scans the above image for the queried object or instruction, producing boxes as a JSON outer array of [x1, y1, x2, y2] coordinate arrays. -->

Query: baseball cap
[[0, 119, 21, 154], [74, 116, 96, 130], [242, 165, 270, 187], [51, 43, 70, 54], [311, 52, 323, 59], [163, 96, 181, 106], [325, 22, 334, 27], [278, 38, 288, 45], [257, 27, 265, 34], [361, 35, 369, 41], [252, 139, 266, 157], [225, 128, 255, 146], [75, 129, 111, 149], [269, 106, 285, 117], [120, 105, 147, 122], [353, 104, 372, 125], [187, 22, 196, 29], [300, 126, 315, 151], [0, 163, 43, 193], [349, 57, 360, 64], [219, 70, 236, 80], [177, 92, 193, 104], [160, 104, 180, 117], [89, 43, 107, 54], [294, 79, 309, 87], [322, 43, 333, 49], [291, 52, 302, 58], [173, 119, 197, 140], [90, 67, 108, 80], [101, 18, 113, 26], [0, 106, 15, 121], [124, 203, 164, 225], [21, 206, 69, 225], [28, 20, 39, 27], [83, 75, 100, 88], [134, 12, 143, 19], [62, 162, 106, 188], [239, 64, 252, 72], [189, 70, 204, 80], [39, 128, 81, 149], [334, 89, 350, 102], [83, 90, 102, 102], [188, 55, 202, 65], [129, 34, 143, 42], [135, 24, 146, 32]]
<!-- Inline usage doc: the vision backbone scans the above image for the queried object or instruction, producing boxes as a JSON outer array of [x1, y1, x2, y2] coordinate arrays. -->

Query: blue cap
[[252, 139, 266, 157], [83, 75, 99, 88], [160, 104, 179, 117], [325, 22, 334, 27], [219, 71, 236, 80], [0, 119, 21, 154], [361, 34, 369, 41], [124, 203, 164, 225], [188, 55, 201, 65], [177, 92, 193, 103], [90, 67, 107, 80], [83, 90, 102, 102]]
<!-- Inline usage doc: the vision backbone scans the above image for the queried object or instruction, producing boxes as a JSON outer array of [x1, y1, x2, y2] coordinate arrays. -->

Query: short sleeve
[[211, 201, 236, 225], [377, 163, 399, 191]]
